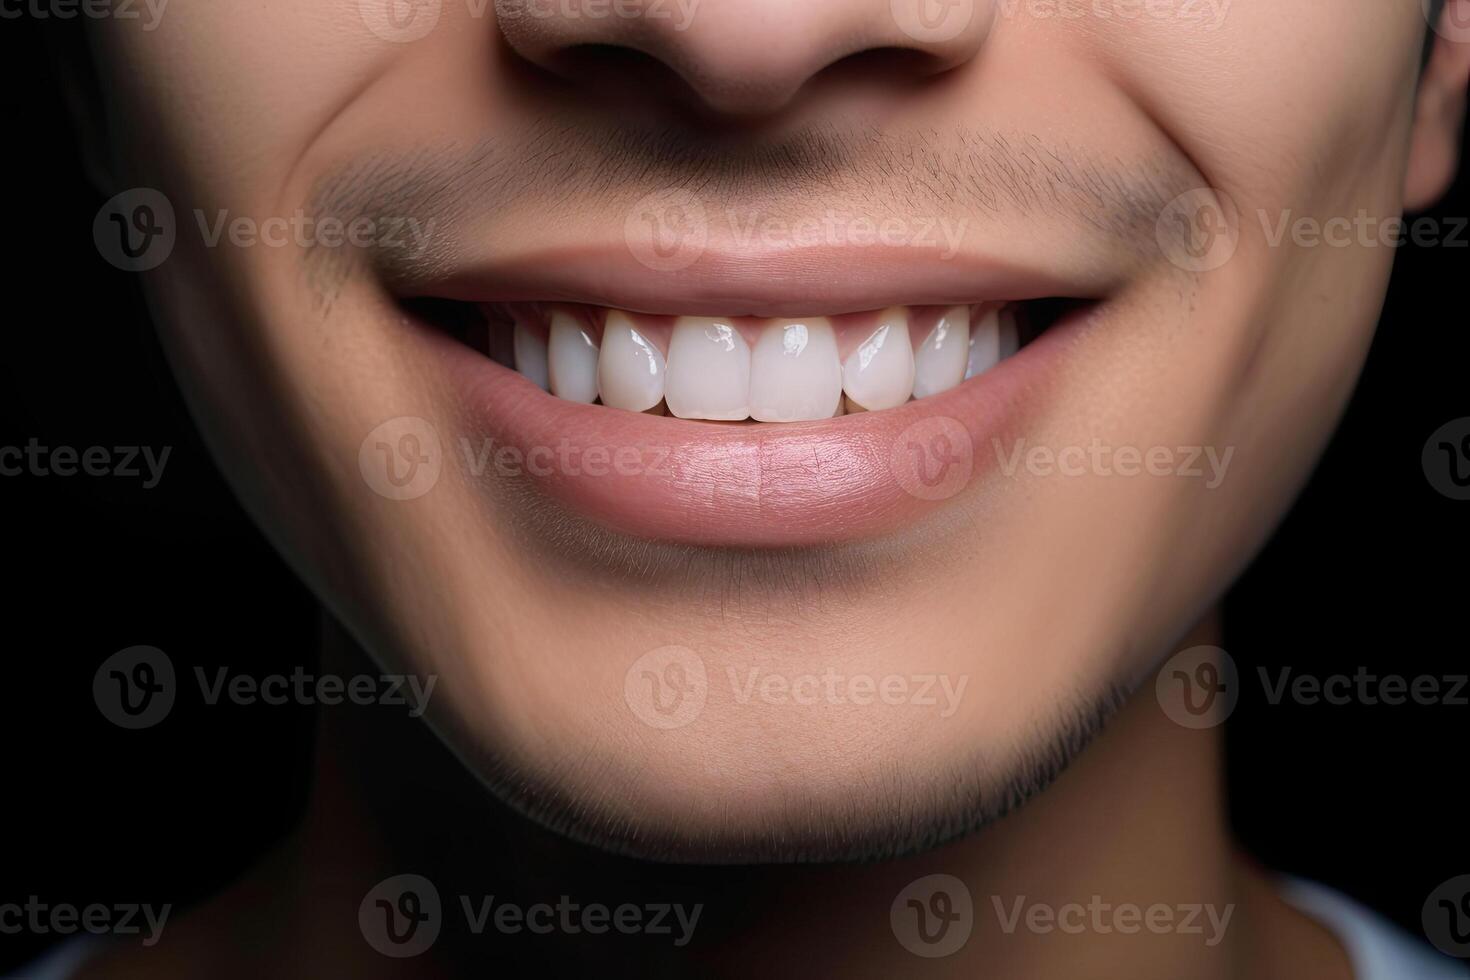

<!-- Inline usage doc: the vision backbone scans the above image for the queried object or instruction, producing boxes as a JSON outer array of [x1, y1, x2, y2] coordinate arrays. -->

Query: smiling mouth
[[428, 298, 1077, 423], [403, 289, 1091, 548]]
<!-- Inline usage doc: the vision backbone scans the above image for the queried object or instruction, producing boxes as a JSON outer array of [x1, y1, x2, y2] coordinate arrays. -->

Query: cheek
[[90, 2, 436, 201], [1061, 1, 1422, 203]]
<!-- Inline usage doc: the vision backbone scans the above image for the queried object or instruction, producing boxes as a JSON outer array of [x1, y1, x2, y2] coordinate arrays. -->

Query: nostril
[[548, 42, 666, 80], [496, 0, 991, 118], [831, 45, 959, 80], [534, 42, 723, 115]]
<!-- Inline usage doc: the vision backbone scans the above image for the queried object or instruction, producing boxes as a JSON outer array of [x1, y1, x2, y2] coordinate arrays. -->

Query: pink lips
[[426, 313, 1076, 548]]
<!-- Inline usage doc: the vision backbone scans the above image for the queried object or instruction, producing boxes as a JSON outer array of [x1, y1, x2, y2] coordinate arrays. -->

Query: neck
[[174, 611, 1299, 978]]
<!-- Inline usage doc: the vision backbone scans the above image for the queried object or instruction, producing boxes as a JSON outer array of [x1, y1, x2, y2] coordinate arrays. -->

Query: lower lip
[[422, 310, 1084, 548]]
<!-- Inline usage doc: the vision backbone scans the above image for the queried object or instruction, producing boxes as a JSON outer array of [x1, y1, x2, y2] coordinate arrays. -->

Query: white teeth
[[513, 319, 550, 391], [597, 311, 666, 412], [665, 317, 751, 420], [912, 306, 969, 399], [548, 310, 600, 403], [841, 308, 914, 412], [964, 308, 1001, 380], [998, 307, 1020, 359], [749, 318, 842, 422], [527, 304, 1022, 418]]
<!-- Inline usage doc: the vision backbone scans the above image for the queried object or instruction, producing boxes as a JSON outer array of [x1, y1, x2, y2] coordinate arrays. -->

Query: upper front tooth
[[548, 310, 600, 403], [597, 311, 665, 412], [912, 305, 969, 399], [665, 317, 751, 420], [842, 308, 914, 411], [749, 318, 842, 422], [965, 307, 1000, 380], [513, 318, 550, 391]]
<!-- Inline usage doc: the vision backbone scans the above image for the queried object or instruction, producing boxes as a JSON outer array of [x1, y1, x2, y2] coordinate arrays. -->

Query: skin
[[65, 0, 1469, 974]]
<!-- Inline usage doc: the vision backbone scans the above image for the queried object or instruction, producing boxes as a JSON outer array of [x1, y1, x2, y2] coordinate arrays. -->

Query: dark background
[[3, 12, 1467, 973]]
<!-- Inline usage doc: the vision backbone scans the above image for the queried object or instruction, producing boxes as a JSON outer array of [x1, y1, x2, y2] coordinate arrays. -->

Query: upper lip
[[391, 239, 1118, 318]]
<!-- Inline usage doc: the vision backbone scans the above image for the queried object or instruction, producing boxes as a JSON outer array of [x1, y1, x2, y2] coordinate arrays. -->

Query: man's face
[[85, 0, 1429, 858]]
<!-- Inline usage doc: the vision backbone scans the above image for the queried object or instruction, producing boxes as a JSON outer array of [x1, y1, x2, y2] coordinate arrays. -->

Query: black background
[[2, 12, 1467, 973]]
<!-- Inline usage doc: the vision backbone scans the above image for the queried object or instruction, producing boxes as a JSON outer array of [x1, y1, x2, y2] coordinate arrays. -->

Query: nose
[[495, 0, 992, 117]]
